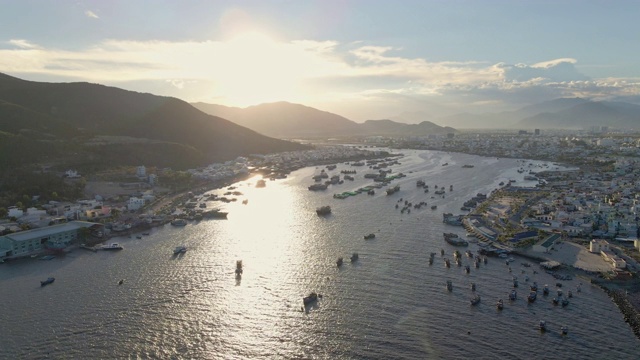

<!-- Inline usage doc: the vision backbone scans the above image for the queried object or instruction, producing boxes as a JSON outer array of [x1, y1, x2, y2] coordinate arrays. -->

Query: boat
[[235, 260, 243, 274], [316, 205, 332, 215], [170, 218, 188, 226], [474, 260, 479, 268], [509, 290, 517, 301], [336, 257, 343, 267], [431, 205, 437, 210], [552, 297, 559, 305], [470, 295, 481, 306], [303, 292, 318, 305], [464, 265, 470, 273], [568, 290, 573, 298], [513, 279, 519, 288], [496, 299, 504, 310], [428, 257, 434, 265], [527, 291, 537, 303], [308, 183, 328, 191], [539, 320, 546, 332], [101, 243, 124, 251], [561, 325, 568, 335], [202, 209, 228, 219], [577, 284, 582, 293], [364, 233, 376, 240], [543, 285, 549, 295], [118, 279, 124, 285], [446, 280, 453, 291], [173, 245, 187, 254], [530, 282, 538, 292], [453, 250, 461, 259], [444, 258, 451, 268], [465, 250, 474, 258], [40, 277, 55, 286], [443, 233, 469, 246], [462, 164, 474, 168], [561, 298, 569, 307], [386, 185, 400, 195], [350, 253, 359, 262], [440, 248, 445, 256], [471, 282, 476, 291]]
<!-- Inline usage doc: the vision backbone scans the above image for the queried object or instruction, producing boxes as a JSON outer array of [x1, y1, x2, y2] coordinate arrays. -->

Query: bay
[[1, 150, 638, 359]]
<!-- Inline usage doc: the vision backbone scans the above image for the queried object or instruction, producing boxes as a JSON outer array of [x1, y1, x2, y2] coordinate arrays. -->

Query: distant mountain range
[[192, 101, 457, 138], [0, 73, 306, 171], [422, 98, 640, 130]]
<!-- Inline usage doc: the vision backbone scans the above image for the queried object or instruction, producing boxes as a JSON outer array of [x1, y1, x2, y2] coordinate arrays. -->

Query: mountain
[[516, 101, 640, 129], [0, 73, 307, 171], [193, 101, 361, 138], [434, 97, 640, 129], [359, 120, 456, 136], [193, 101, 455, 138]]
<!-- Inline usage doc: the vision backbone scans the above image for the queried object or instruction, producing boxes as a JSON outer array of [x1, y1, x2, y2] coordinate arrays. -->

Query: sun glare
[[213, 32, 303, 106]]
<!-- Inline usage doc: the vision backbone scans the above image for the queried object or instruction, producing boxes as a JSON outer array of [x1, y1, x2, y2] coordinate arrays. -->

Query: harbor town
[[2, 131, 640, 338]]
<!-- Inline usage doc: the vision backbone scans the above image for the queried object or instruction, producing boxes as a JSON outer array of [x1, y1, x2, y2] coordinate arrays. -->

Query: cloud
[[494, 58, 590, 82], [85, 10, 99, 19], [8, 39, 40, 49], [1, 36, 639, 115]]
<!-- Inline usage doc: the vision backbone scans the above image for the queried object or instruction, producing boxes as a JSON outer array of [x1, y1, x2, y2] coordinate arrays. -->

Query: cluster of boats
[[336, 253, 359, 267]]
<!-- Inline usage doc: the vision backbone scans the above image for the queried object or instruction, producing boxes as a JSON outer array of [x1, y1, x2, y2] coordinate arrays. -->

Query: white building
[[127, 197, 146, 211], [65, 169, 81, 178], [137, 165, 146, 178], [590, 239, 610, 253], [8, 206, 23, 218]]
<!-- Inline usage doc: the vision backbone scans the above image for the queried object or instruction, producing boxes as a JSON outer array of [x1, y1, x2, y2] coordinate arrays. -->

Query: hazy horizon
[[2, 0, 639, 123]]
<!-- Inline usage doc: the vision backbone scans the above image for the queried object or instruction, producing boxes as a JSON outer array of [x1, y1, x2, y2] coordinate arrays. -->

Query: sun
[[213, 32, 303, 106]]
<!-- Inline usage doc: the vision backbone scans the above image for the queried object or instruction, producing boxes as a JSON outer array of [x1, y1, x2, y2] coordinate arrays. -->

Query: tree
[[0, 207, 7, 218]]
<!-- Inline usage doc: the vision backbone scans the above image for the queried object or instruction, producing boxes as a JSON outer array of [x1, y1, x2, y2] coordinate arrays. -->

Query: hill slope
[[193, 101, 455, 137], [0, 73, 307, 170]]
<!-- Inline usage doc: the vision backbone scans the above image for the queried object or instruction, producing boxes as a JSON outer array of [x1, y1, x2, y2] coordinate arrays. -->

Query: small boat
[[561, 298, 569, 307], [561, 325, 568, 335], [350, 253, 359, 262], [577, 284, 582, 293], [471, 282, 476, 292], [513, 279, 519, 288], [364, 233, 376, 240], [444, 258, 451, 268], [40, 277, 55, 286], [235, 260, 243, 276], [453, 250, 461, 259], [483, 257, 487, 265], [446, 280, 453, 292], [509, 290, 517, 301], [464, 265, 470, 273], [336, 257, 343, 267], [101, 243, 124, 251], [470, 295, 481, 306], [552, 297, 559, 305], [142, 232, 150, 236], [431, 205, 437, 210], [303, 292, 319, 305], [118, 279, 124, 285], [440, 248, 445, 256], [528, 291, 537, 303], [496, 299, 504, 310], [539, 320, 546, 332], [465, 250, 474, 258], [474, 260, 479, 268], [428, 257, 434, 265], [567, 290, 573, 298], [170, 218, 188, 226], [316, 205, 332, 216], [530, 282, 538, 292], [174, 245, 187, 254], [543, 285, 549, 295]]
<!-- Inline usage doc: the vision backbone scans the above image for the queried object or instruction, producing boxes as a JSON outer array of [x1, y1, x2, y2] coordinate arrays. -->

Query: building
[[590, 239, 610, 253], [532, 233, 560, 253], [127, 197, 146, 211], [136, 165, 146, 178], [0, 221, 102, 259]]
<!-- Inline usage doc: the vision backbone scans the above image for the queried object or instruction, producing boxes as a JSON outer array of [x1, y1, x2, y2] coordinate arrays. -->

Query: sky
[[1, 0, 640, 122]]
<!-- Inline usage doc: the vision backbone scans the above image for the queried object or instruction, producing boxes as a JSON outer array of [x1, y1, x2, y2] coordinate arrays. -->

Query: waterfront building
[[532, 233, 560, 253], [0, 221, 102, 259], [590, 239, 610, 253]]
